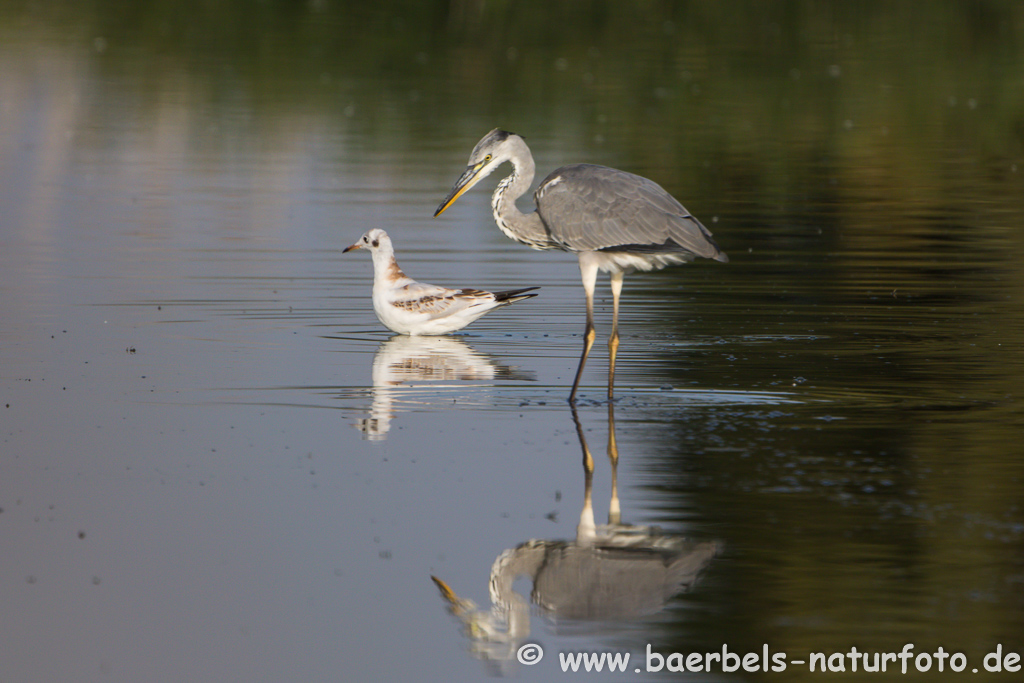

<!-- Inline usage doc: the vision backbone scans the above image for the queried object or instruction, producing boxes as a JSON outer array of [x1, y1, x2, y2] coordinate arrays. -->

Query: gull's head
[[434, 129, 526, 218], [343, 228, 391, 254]]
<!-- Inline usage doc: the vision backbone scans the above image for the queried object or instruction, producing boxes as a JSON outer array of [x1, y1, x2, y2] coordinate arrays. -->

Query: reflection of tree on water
[[357, 335, 534, 440], [432, 403, 719, 669]]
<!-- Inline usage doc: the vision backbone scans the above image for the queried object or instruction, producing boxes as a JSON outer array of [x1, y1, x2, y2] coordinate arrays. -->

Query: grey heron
[[434, 129, 728, 402]]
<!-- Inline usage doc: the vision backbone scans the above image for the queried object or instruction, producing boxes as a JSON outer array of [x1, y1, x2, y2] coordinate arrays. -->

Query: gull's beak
[[434, 162, 487, 217], [342, 242, 362, 253]]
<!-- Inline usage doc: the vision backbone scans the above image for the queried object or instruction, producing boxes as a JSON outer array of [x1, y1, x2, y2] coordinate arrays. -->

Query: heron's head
[[434, 129, 525, 217], [343, 227, 390, 253]]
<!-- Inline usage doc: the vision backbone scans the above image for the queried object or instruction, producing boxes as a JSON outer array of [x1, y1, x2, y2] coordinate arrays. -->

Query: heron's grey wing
[[535, 164, 725, 260]]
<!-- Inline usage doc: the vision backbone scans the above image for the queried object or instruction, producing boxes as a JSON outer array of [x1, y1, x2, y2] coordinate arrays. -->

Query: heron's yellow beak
[[434, 162, 486, 217]]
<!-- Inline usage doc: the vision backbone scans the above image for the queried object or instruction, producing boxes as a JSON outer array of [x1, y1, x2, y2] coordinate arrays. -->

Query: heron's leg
[[569, 256, 599, 403], [607, 271, 624, 400]]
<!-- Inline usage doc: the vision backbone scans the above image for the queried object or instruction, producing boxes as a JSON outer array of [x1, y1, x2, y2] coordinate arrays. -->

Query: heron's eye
[[484, 154, 493, 162]]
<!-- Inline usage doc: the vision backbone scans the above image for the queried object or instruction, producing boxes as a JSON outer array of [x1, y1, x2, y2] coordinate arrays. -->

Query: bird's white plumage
[[344, 228, 538, 335]]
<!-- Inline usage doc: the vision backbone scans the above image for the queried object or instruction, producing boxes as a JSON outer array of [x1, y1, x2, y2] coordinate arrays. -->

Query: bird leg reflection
[[572, 402, 622, 535], [572, 405, 597, 541], [606, 401, 621, 524]]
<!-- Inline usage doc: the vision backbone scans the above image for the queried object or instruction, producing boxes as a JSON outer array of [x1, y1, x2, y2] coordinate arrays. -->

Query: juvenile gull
[[343, 228, 538, 335]]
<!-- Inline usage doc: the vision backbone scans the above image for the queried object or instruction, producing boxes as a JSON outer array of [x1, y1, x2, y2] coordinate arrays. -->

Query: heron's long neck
[[492, 154, 551, 250]]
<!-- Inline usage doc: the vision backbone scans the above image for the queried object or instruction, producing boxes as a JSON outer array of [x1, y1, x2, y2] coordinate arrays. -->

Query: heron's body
[[435, 129, 727, 401], [343, 228, 538, 335]]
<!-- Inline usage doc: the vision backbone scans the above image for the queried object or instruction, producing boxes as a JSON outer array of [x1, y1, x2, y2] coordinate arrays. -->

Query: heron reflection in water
[[356, 335, 534, 440], [431, 403, 719, 668], [435, 129, 728, 402]]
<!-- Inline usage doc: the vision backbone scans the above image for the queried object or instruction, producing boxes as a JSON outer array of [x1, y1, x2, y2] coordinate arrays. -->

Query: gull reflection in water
[[432, 404, 719, 670], [357, 335, 534, 440]]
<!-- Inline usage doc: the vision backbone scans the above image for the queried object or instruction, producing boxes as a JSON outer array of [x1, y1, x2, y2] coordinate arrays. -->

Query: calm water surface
[[2, 3, 1024, 682]]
